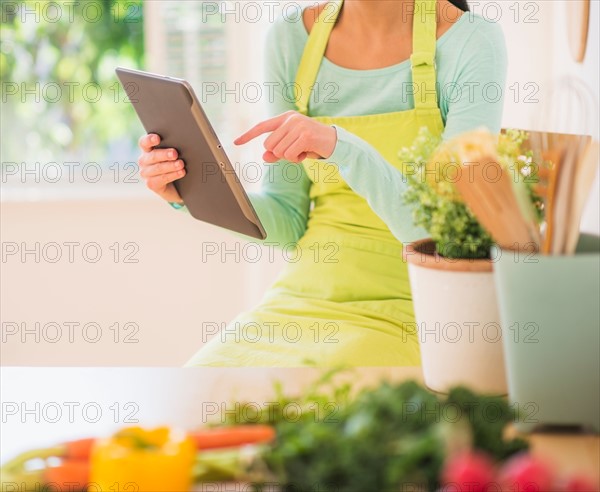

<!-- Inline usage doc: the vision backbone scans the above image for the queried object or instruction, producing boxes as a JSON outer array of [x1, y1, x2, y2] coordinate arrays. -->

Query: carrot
[[63, 438, 96, 461], [44, 459, 90, 491], [189, 425, 276, 450]]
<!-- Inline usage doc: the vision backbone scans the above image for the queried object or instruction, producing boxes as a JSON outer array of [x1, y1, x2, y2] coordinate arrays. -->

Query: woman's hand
[[234, 111, 337, 163], [137, 134, 186, 204]]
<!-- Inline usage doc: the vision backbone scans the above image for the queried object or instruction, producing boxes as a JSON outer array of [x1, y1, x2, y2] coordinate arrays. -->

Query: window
[[145, 1, 281, 191], [158, 2, 229, 135], [1, 0, 285, 199], [1, 0, 145, 199]]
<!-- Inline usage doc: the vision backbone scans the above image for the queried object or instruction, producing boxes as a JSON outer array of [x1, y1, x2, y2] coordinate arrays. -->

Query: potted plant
[[400, 128, 543, 395]]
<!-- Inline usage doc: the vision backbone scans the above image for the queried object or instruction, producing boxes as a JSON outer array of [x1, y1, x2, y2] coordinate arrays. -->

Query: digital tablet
[[115, 67, 267, 240]]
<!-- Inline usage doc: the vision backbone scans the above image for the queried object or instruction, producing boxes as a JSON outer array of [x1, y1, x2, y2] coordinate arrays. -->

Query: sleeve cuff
[[313, 124, 355, 167]]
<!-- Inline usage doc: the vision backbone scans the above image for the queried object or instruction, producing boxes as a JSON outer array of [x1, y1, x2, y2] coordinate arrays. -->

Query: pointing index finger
[[234, 114, 287, 146]]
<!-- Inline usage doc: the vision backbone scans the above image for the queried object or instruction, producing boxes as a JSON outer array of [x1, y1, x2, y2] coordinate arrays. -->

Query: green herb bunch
[[225, 375, 528, 491]]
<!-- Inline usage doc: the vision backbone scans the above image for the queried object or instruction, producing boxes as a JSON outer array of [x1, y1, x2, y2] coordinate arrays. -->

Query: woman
[[137, 0, 507, 367]]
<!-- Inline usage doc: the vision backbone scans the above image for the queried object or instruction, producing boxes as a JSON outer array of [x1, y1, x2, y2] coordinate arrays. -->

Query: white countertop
[[1, 366, 418, 462], [2, 366, 598, 481]]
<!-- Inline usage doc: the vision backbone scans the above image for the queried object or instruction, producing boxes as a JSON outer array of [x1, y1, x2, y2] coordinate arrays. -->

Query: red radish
[[563, 476, 599, 492], [441, 451, 497, 492], [498, 453, 554, 492]]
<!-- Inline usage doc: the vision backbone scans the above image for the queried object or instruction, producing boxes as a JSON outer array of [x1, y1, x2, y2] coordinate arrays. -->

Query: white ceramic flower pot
[[404, 239, 507, 395]]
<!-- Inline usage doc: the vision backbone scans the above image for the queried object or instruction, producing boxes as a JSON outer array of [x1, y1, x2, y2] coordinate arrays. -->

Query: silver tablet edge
[[184, 82, 267, 240]]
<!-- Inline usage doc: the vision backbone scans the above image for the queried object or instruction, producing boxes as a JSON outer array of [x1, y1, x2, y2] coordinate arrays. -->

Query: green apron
[[187, 0, 445, 367]]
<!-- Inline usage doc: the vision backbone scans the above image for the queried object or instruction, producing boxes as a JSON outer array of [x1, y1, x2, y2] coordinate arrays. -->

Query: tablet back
[[116, 67, 266, 239]]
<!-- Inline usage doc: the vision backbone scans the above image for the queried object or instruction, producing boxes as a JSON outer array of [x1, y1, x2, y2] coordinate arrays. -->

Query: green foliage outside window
[[1, 0, 144, 166]]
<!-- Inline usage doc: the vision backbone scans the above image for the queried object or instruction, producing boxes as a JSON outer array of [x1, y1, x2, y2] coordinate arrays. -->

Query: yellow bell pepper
[[90, 426, 196, 492]]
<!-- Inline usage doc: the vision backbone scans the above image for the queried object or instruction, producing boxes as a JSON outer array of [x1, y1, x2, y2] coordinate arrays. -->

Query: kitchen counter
[[1, 367, 598, 481]]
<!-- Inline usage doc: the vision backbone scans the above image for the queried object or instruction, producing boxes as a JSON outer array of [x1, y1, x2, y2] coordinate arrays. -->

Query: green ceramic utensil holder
[[493, 234, 600, 433]]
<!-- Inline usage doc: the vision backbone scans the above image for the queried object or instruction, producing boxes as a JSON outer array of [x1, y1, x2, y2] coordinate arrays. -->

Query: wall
[[493, 0, 599, 233], [551, 0, 599, 233], [1, 198, 284, 366]]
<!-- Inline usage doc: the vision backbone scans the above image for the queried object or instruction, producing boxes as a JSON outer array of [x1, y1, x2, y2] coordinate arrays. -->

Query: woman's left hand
[[234, 111, 337, 163]]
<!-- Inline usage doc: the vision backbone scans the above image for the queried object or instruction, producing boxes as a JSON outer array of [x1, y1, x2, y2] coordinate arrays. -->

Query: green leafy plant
[[399, 127, 544, 259], [216, 372, 528, 491]]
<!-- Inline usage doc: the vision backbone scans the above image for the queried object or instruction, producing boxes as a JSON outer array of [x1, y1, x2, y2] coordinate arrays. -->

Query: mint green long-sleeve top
[[173, 8, 508, 246]]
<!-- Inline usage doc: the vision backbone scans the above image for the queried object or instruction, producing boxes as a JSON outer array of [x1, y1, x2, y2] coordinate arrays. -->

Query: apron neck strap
[[410, 0, 439, 111], [295, 0, 344, 116], [294, 0, 439, 116]]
